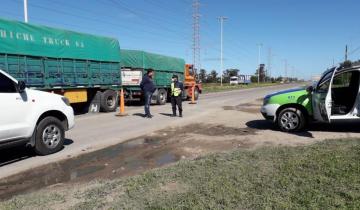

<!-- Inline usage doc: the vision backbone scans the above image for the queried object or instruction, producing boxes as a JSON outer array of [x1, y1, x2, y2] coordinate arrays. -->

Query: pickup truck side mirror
[[18, 81, 26, 93], [306, 85, 314, 93]]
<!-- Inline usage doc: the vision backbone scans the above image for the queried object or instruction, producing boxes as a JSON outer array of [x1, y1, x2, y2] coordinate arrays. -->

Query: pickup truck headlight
[[62, 97, 71, 106]]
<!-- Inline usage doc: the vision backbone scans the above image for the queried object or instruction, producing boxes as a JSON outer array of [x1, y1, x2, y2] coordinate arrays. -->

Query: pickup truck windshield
[[0, 73, 17, 93]]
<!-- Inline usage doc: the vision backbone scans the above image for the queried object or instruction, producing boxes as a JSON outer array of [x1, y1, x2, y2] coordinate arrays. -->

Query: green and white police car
[[261, 61, 360, 132]]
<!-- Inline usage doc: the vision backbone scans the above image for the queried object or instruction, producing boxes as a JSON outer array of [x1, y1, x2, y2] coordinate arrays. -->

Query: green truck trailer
[[0, 18, 121, 113], [121, 49, 187, 105]]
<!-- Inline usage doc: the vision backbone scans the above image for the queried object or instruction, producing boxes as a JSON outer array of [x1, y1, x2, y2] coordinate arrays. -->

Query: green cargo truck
[[121, 49, 186, 105], [0, 18, 121, 113]]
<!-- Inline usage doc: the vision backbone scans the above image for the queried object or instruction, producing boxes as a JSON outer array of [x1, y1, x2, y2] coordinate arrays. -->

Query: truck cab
[[184, 64, 202, 100], [230, 76, 239, 85], [261, 61, 360, 132]]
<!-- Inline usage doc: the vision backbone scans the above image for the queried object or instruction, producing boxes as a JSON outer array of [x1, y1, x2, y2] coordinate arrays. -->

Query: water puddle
[[0, 123, 255, 200], [223, 99, 263, 114], [0, 135, 179, 201]]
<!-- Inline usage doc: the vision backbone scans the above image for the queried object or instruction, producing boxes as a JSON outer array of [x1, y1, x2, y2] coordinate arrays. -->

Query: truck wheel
[[100, 90, 117, 112], [277, 108, 305, 132], [34, 116, 65, 155], [157, 89, 167, 105], [194, 87, 200, 101]]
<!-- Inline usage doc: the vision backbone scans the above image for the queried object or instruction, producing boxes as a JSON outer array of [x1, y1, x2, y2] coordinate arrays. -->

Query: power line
[[267, 48, 272, 79], [20, 0, 190, 45], [283, 59, 288, 79], [257, 43, 263, 83]]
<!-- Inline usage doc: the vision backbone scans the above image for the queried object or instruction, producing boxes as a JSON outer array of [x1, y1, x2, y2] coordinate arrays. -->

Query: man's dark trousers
[[144, 91, 152, 116], [171, 96, 182, 116]]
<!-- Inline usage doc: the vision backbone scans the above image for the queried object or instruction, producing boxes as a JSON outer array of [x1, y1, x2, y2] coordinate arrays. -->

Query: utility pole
[[283, 59, 288, 82], [218, 16, 227, 86], [267, 48, 272, 82], [345, 45, 348, 61], [192, 0, 201, 78], [257, 43, 263, 84], [24, 0, 28, 23]]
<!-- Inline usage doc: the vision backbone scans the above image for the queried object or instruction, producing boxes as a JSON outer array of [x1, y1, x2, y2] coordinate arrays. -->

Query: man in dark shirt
[[140, 69, 156, 118]]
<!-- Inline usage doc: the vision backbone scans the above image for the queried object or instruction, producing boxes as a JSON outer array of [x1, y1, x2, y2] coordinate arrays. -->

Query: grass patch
[[202, 82, 280, 93], [1, 139, 360, 209]]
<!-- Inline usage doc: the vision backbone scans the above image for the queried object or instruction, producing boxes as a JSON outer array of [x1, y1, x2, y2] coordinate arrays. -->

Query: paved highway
[[0, 84, 298, 179]]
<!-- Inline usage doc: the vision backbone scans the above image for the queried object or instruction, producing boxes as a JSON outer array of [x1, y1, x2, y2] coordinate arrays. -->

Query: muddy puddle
[[223, 99, 263, 114], [0, 124, 256, 200]]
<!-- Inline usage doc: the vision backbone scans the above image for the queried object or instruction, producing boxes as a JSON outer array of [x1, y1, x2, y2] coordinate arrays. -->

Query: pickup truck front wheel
[[277, 108, 305, 132], [34, 116, 65, 155]]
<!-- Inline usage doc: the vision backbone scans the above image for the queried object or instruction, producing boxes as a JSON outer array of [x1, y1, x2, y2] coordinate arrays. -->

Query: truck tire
[[157, 89, 167, 105], [100, 90, 117, 112], [34, 116, 65, 155], [277, 108, 305, 132], [194, 87, 200, 101]]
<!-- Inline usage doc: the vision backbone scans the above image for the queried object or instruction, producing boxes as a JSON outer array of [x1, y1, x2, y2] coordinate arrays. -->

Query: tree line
[[197, 69, 299, 83]]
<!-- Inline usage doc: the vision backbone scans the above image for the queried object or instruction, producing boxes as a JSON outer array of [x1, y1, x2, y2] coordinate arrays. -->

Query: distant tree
[[198, 69, 207, 82], [250, 75, 258, 83], [207, 70, 218, 83]]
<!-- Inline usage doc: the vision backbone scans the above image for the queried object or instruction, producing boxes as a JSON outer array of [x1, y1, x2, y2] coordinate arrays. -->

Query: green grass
[[202, 82, 281, 93], [1, 139, 360, 210]]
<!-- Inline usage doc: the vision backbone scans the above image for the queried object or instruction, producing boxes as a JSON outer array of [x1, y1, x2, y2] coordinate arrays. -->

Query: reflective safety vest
[[171, 82, 182, 96]]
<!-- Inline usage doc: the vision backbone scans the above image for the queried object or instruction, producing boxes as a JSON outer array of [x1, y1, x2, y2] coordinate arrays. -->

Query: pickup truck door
[[312, 69, 336, 122], [0, 73, 30, 141]]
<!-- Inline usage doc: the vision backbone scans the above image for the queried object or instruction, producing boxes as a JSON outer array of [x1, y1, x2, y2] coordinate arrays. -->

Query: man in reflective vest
[[171, 75, 184, 117]]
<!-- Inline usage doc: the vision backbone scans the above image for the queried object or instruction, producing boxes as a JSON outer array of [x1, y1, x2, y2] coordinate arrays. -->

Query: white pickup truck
[[0, 70, 75, 155]]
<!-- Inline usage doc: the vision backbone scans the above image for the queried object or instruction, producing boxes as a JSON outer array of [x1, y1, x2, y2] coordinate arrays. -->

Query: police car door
[[313, 68, 336, 122]]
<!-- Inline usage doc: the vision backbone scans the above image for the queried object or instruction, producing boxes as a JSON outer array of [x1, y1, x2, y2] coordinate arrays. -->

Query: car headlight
[[61, 97, 71, 106], [263, 97, 270, 105]]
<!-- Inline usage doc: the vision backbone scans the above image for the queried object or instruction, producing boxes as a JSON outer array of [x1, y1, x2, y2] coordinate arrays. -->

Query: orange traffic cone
[[116, 88, 128, 117], [189, 84, 197, 104]]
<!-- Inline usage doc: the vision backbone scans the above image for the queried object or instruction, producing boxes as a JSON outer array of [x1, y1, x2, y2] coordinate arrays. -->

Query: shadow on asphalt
[[159, 113, 174, 117], [133, 113, 146, 118], [0, 139, 74, 167], [246, 120, 360, 138]]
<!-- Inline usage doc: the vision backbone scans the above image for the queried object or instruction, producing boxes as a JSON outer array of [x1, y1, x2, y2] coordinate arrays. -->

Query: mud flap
[[87, 91, 101, 113]]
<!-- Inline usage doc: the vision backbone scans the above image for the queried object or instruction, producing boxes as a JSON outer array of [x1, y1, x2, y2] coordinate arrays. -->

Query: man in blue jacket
[[140, 69, 156, 118]]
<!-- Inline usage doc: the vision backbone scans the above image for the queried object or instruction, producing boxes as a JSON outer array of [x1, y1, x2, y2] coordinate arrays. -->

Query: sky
[[0, 0, 360, 79]]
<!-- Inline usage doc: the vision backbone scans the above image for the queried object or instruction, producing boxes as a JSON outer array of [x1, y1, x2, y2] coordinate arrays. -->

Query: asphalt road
[[0, 84, 298, 179]]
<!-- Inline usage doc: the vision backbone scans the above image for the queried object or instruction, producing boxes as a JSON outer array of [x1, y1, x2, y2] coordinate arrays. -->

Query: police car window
[[0, 73, 17, 93], [318, 80, 330, 92], [332, 71, 352, 88], [317, 71, 333, 92]]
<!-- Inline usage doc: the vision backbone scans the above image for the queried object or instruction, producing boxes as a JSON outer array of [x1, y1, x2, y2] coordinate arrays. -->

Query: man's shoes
[[179, 113, 183, 118], [171, 114, 176, 117], [145, 114, 153, 118]]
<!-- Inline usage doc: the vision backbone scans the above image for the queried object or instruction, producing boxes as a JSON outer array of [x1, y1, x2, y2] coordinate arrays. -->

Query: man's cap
[[172, 74, 178, 79]]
